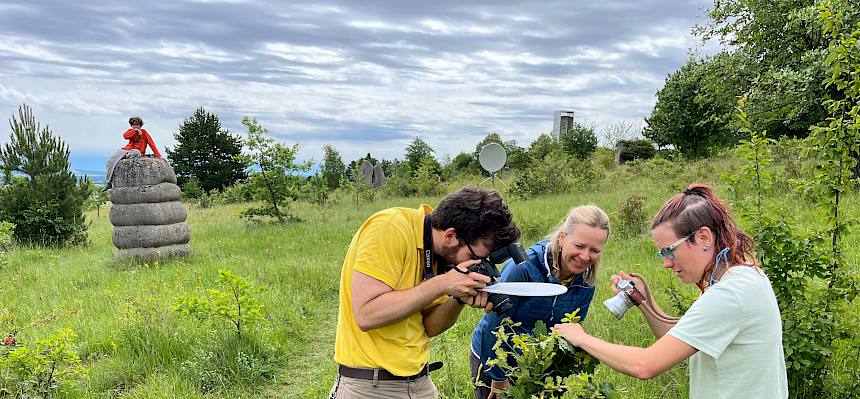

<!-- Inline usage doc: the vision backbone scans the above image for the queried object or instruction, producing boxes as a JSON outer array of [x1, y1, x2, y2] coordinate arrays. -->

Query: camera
[[466, 242, 527, 315], [603, 279, 645, 320]]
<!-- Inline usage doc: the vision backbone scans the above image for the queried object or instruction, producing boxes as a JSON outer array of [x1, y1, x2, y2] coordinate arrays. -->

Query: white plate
[[479, 282, 567, 296]]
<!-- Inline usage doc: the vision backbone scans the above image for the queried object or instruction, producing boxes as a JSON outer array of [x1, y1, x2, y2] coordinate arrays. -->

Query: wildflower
[[3, 335, 15, 346]]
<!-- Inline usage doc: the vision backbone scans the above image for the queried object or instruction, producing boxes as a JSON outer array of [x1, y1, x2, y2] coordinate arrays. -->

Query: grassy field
[[2, 155, 858, 398]]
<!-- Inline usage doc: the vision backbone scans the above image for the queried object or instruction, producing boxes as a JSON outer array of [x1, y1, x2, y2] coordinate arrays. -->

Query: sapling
[[485, 310, 620, 399]]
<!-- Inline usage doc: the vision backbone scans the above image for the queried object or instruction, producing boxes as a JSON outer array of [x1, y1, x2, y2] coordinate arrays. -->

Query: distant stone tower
[[109, 158, 192, 261], [553, 110, 575, 138]]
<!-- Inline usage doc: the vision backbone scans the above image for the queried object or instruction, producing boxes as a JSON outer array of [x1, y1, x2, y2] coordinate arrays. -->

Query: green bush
[[486, 312, 617, 398], [181, 176, 205, 200], [175, 269, 267, 342], [213, 181, 254, 204], [615, 195, 647, 238], [296, 175, 330, 206], [380, 167, 417, 198], [509, 152, 574, 199], [616, 139, 656, 164], [0, 327, 86, 398], [0, 222, 12, 250]]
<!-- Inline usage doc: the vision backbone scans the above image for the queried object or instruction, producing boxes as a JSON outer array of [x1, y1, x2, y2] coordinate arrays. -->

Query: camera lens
[[489, 292, 513, 314]]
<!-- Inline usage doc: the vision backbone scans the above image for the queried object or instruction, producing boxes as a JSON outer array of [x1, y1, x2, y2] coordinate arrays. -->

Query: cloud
[[0, 0, 717, 167]]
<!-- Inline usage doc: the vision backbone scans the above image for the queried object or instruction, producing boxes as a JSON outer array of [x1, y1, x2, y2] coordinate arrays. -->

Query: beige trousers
[[328, 374, 438, 399]]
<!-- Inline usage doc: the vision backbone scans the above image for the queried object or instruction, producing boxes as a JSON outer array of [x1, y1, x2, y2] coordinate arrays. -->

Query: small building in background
[[552, 110, 575, 138]]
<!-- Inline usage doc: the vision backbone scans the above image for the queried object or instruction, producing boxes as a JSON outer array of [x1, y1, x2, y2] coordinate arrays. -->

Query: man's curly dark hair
[[430, 187, 520, 251]]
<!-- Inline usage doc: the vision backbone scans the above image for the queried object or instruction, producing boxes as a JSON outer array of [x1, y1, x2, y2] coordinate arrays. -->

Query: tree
[[403, 137, 443, 179], [166, 107, 247, 193], [644, 55, 739, 158], [0, 105, 88, 245], [320, 145, 345, 190], [239, 116, 310, 223], [503, 140, 530, 171], [528, 133, 561, 161], [696, 0, 860, 138], [599, 120, 641, 148], [473, 132, 505, 160], [559, 122, 598, 160]]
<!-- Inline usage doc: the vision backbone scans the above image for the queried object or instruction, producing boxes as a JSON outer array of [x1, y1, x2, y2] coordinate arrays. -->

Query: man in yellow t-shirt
[[331, 187, 521, 399]]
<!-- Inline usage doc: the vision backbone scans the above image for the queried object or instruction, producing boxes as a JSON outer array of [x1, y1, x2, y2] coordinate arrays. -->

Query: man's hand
[[458, 290, 491, 310], [435, 259, 490, 302]]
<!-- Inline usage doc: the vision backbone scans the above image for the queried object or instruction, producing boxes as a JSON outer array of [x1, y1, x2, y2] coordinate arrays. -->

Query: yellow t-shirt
[[334, 205, 447, 376]]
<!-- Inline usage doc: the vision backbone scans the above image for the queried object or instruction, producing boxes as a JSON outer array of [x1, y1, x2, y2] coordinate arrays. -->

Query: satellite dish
[[479, 143, 507, 173]]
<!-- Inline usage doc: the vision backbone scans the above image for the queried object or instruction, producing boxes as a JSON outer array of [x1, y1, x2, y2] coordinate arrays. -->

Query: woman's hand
[[554, 323, 589, 347], [609, 271, 644, 296], [487, 379, 511, 399]]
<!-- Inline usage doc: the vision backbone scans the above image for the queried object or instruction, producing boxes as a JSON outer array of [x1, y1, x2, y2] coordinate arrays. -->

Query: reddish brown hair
[[651, 183, 756, 291]]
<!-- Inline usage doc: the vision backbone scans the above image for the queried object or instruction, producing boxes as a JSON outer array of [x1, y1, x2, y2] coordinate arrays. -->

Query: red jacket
[[122, 128, 162, 158]]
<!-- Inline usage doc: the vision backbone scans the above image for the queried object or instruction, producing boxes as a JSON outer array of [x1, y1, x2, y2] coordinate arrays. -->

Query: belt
[[338, 361, 443, 381]]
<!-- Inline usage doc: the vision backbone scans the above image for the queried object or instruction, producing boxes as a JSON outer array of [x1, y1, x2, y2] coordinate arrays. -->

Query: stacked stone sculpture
[[109, 157, 192, 261]]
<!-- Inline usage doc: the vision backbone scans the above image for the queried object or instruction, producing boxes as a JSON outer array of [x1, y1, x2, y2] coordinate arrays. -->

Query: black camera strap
[[422, 215, 435, 281]]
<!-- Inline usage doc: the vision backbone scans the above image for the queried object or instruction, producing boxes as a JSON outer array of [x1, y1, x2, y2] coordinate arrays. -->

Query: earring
[[703, 244, 710, 251]]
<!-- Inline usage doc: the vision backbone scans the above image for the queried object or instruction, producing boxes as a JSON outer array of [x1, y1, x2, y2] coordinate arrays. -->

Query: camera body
[[603, 279, 645, 320], [466, 242, 527, 314]]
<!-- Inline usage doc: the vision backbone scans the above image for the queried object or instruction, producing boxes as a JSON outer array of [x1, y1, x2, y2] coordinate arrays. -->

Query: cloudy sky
[[0, 0, 718, 173]]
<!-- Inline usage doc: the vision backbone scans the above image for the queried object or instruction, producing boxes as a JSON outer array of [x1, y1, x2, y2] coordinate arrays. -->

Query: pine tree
[[166, 107, 247, 192], [0, 104, 89, 246]]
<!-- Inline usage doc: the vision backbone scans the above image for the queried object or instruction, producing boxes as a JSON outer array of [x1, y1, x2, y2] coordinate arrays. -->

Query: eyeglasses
[[657, 234, 691, 260], [465, 242, 487, 261]]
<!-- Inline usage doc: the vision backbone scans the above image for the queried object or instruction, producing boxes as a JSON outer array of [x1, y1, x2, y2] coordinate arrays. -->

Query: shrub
[[509, 152, 573, 199], [181, 176, 205, 200], [380, 167, 417, 198], [214, 181, 254, 204], [296, 175, 330, 206], [615, 195, 647, 238], [198, 193, 213, 209], [175, 269, 267, 342], [616, 139, 656, 164], [0, 222, 12, 251], [412, 157, 445, 196], [0, 327, 85, 398], [485, 311, 617, 398]]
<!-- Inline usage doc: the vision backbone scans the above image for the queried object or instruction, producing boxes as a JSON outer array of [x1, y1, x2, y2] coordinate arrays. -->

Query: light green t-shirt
[[667, 266, 788, 399]]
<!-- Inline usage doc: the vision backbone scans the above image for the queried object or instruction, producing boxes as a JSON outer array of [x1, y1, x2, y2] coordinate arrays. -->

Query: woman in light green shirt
[[555, 183, 788, 399]]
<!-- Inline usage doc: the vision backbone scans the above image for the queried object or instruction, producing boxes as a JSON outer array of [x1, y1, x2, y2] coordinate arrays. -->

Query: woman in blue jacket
[[470, 205, 610, 398]]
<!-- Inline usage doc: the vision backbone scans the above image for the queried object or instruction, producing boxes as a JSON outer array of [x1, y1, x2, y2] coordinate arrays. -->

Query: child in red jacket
[[104, 116, 163, 190]]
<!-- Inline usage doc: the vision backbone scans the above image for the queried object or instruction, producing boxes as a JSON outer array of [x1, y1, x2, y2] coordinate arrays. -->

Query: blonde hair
[[545, 205, 610, 286]]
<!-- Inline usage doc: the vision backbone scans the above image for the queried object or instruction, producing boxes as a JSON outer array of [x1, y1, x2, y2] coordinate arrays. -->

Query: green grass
[[1, 154, 858, 398]]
